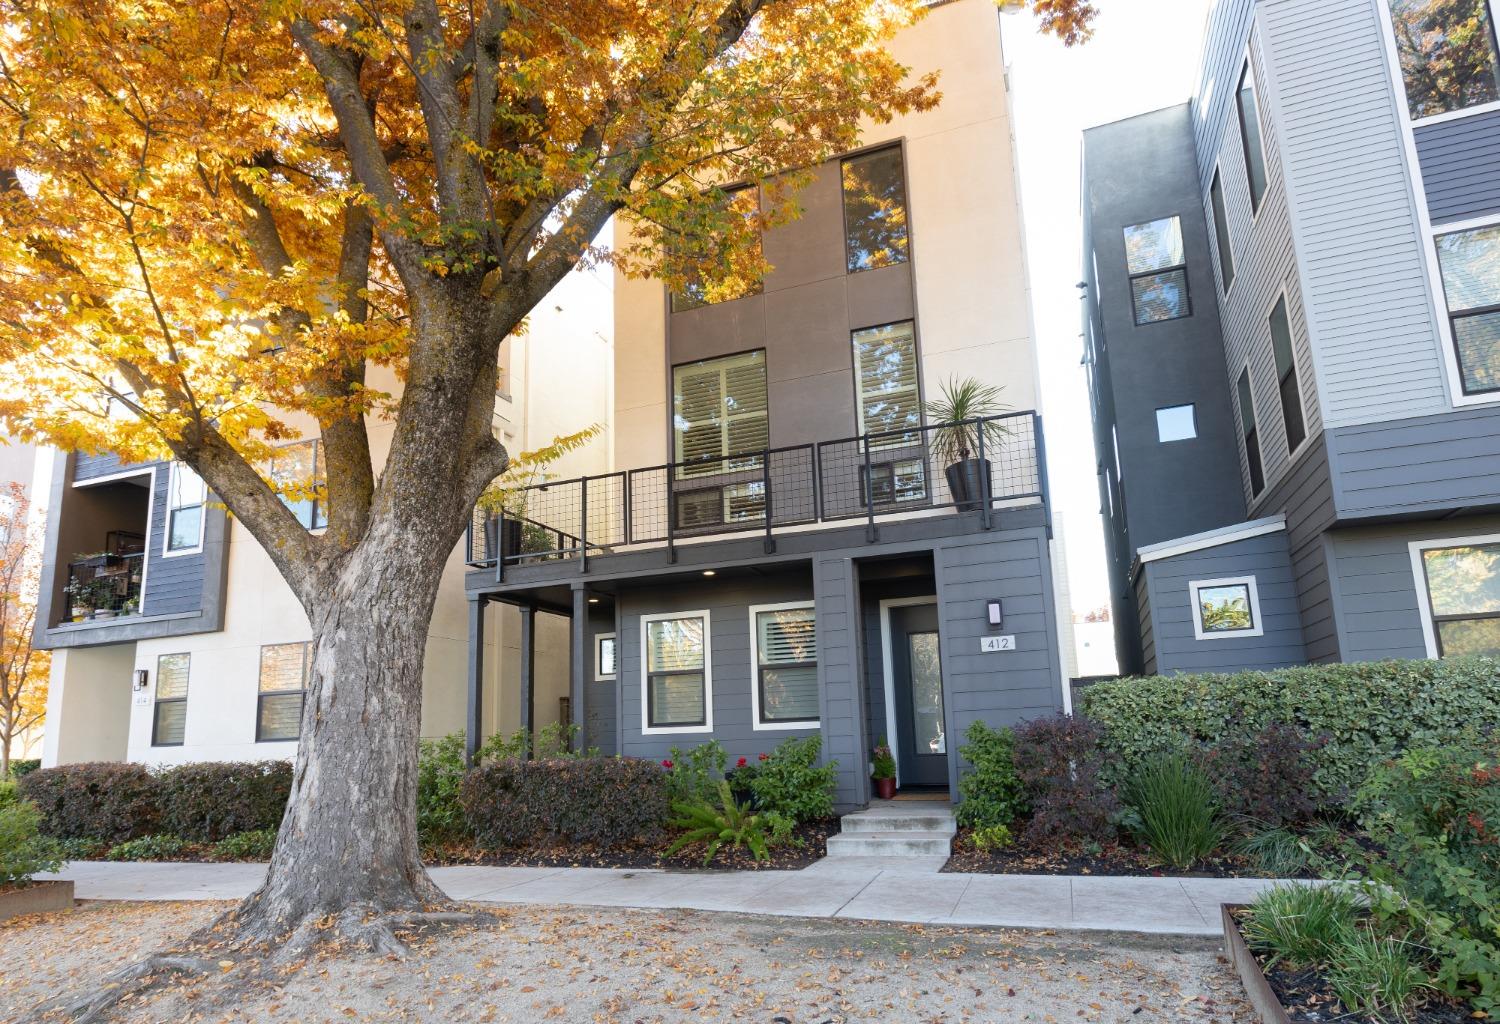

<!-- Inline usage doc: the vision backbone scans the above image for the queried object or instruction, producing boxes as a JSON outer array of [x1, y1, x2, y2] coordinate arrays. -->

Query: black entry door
[[889, 603, 948, 787]]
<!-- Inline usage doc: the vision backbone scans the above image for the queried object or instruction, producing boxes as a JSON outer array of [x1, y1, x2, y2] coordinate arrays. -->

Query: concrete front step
[[840, 814, 957, 835], [825, 832, 954, 858]]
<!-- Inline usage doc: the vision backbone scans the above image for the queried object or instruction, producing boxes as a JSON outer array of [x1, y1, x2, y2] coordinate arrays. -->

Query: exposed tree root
[[23, 902, 494, 1024]]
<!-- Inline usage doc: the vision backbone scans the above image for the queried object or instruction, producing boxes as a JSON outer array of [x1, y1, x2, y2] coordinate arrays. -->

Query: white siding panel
[[1259, 0, 1450, 426]]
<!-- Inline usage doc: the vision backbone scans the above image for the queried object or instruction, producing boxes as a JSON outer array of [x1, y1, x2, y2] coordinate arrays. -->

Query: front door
[[889, 603, 948, 787]]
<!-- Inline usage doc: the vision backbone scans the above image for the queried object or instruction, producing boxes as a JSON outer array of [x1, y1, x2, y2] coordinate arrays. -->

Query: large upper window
[[852, 321, 921, 445], [165, 462, 206, 554], [1236, 368, 1266, 497], [1190, 576, 1264, 640], [1416, 539, 1500, 656], [673, 350, 769, 476], [751, 604, 819, 728], [642, 612, 711, 732], [1435, 224, 1500, 396], [1237, 62, 1269, 213], [1387, 0, 1500, 119], [152, 653, 190, 746], [257, 642, 310, 742], [842, 147, 910, 273], [670, 185, 762, 312], [268, 439, 328, 530], [1269, 296, 1306, 452], [1123, 216, 1190, 325], [1210, 169, 1235, 291]]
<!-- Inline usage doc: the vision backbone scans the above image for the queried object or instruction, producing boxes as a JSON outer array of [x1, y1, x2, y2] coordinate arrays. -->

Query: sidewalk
[[40, 859, 1287, 936]]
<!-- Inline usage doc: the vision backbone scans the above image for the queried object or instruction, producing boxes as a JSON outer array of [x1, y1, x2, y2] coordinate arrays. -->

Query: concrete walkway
[[39, 859, 1287, 936]]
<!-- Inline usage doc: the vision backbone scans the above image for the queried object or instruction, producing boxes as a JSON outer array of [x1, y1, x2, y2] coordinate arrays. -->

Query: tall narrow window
[[1417, 541, 1500, 656], [752, 604, 819, 727], [672, 350, 769, 477], [643, 613, 710, 732], [842, 147, 910, 273], [670, 185, 763, 312], [1388, 0, 1500, 119], [1236, 368, 1265, 497], [165, 462, 206, 553], [1123, 216, 1190, 325], [1268, 296, 1306, 452], [1210, 169, 1235, 291], [1237, 62, 1268, 213], [268, 439, 327, 529], [257, 642, 310, 742], [1435, 224, 1500, 396], [852, 321, 921, 445], [152, 653, 190, 746]]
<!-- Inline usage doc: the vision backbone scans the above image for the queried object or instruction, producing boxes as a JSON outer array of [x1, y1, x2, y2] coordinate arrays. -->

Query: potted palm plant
[[924, 377, 1009, 512]]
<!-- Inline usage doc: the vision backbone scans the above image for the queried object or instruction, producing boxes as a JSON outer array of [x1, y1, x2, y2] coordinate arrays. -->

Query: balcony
[[466, 412, 1047, 580], [63, 548, 145, 623]]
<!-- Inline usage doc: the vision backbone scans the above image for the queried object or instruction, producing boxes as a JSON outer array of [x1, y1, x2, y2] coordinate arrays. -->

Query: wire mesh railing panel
[[627, 465, 669, 544]]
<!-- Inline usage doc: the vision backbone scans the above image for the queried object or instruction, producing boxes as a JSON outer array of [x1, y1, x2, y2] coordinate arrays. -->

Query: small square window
[[596, 633, 617, 681], [1156, 405, 1197, 442], [1189, 577, 1264, 640]]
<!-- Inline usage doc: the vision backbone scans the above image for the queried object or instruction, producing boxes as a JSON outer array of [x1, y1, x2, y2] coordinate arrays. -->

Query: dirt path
[[4, 900, 1253, 1023]]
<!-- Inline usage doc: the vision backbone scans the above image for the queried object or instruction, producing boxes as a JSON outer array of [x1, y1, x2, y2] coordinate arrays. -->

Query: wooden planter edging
[[0, 879, 75, 923], [1222, 903, 1292, 1024]]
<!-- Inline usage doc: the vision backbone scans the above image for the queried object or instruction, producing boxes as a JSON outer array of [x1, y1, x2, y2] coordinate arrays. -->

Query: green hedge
[[19, 762, 161, 843], [1078, 657, 1500, 801], [157, 762, 292, 842], [459, 757, 669, 849]]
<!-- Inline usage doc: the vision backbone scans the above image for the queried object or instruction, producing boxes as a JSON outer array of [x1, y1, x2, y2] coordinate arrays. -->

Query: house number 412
[[980, 635, 1016, 653]]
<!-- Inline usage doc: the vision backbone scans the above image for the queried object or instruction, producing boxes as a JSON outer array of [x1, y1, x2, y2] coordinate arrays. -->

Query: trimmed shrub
[[1079, 657, 1500, 801], [0, 799, 64, 885], [106, 833, 188, 862], [1012, 714, 1119, 847], [1123, 754, 1225, 869], [417, 733, 470, 845], [157, 761, 292, 842], [1195, 721, 1323, 827], [7, 758, 40, 779], [749, 736, 836, 824], [459, 757, 670, 849], [19, 762, 160, 843], [211, 829, 277, 861], [662, 740, 726, 807], [956, 721, 1026, 832]]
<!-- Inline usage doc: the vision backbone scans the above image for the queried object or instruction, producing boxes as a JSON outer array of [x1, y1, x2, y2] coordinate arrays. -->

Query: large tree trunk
[[228, 512, 454, 948]]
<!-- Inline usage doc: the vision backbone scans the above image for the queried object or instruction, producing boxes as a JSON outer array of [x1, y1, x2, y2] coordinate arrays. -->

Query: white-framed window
[[268, 439, 328, 530], [1268, 294, 1307, 453], [595, 633, 617, 682], [1189, 576, 1264, 641], [257, 642, 310, 742], [1236, 365, 1266, 498], [1385, 0, 1500, 122], [1409, 533, 1500, 658], [1156, 404, 1198, 442], [164, 461, 207, 556], [1433, 222, 1500, 398], [853, 320, 921, 447], [673, 350, 768, 478], [1237, 59, 1269, 214], [749, 602, 819, 730], [1123, 216, 1191, 325], [640, 611, 712, 734], [152, 653, 190, 747], [842, 145, 910, 274], [1209, 167, 1235, 292]]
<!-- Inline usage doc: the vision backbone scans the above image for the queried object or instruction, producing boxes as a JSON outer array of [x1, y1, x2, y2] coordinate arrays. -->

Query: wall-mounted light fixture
[[132, 669, 149, 692], [986, 599, 1004, 628]]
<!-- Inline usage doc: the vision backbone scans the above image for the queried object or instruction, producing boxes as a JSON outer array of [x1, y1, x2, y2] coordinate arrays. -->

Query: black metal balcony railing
[[64, 552, 144, 621], [466, 411, 1046, 577]]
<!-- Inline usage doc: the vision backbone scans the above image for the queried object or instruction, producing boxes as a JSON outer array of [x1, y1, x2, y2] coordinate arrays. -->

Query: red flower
[[736, 757, 748, 768], [758, 752, 769, 761], [661, 759, 673, 769]]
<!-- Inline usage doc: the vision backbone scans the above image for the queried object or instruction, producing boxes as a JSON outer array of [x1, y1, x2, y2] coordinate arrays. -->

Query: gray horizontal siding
[[1413, 108, 1500, 224], [1251, 433, 1338, 662], [1328, 405, 1500, 518], [1136, 569, 1157, 675], [1142, 530, 1307, 675], [1260, 0, 1450, 425], [73, 452, 130, 481], [142, 467, 208, 616]]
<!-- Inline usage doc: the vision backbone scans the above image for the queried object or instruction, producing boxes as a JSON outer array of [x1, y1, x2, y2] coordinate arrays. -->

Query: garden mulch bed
[[942, 826, 1296, 878], [422, 818, 840, 872]]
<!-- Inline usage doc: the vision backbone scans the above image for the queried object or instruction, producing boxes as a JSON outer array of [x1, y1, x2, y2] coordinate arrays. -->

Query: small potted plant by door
[[870, 738, 897, 800], [924, 377, 1009, 512]]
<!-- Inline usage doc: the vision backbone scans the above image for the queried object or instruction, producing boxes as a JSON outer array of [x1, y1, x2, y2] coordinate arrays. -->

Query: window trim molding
[[1235, 362, 1266, 500], [1207, 164, 1236, 296], [1378, 0, 1500, 126], [639, 609, 714, 736], [595, 632, 617, 682], [1407, 531, 1500, 659], [1430, 214, 1500, 399], [877, 596, 937, 786], [150, 652, 190, 747], [1265, 289, 1312, 462], [1236, 54, 1270, 220], [1189, 575, 1265, 641], [747, 600, 820, 732], [256, 641, 310, 744], [162, 460, 207, 559]]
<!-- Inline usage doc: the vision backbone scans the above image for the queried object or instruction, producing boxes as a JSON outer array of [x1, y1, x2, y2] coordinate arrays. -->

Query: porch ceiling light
[[587, 597, 599, 604], [702, 570, 716, 577], [986, 599, 1004, 627]]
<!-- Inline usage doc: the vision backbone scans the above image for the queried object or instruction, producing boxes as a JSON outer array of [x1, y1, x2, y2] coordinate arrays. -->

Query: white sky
[[999, 0, 1215, 614]]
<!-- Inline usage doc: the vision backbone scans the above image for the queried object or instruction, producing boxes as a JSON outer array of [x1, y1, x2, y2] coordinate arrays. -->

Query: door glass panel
[[906, 631, 945, 755]]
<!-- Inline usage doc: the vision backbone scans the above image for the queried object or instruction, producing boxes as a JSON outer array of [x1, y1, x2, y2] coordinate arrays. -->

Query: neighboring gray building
[[1083, 0, 1500, 676]]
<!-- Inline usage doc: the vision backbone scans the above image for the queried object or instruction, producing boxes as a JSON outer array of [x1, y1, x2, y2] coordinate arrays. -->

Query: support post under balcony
[[519, 602, 536, 758], [569, 586, 588, 752], [464, 595, 486, 766]]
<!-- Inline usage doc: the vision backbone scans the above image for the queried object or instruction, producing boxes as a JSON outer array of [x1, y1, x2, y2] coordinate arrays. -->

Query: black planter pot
[[483, 515, 524, 561], [945, 458, 993, 512]]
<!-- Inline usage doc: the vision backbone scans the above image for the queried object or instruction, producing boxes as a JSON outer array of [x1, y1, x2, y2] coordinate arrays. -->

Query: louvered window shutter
[[853, 322, 920, 447], [673, 351, 768, 477], [756, 607, 819, 723]]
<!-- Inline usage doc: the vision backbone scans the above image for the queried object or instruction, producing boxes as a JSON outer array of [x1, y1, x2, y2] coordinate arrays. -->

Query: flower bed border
[[0, 879, 75, 923], [1221, 903, 1292, 1024]]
